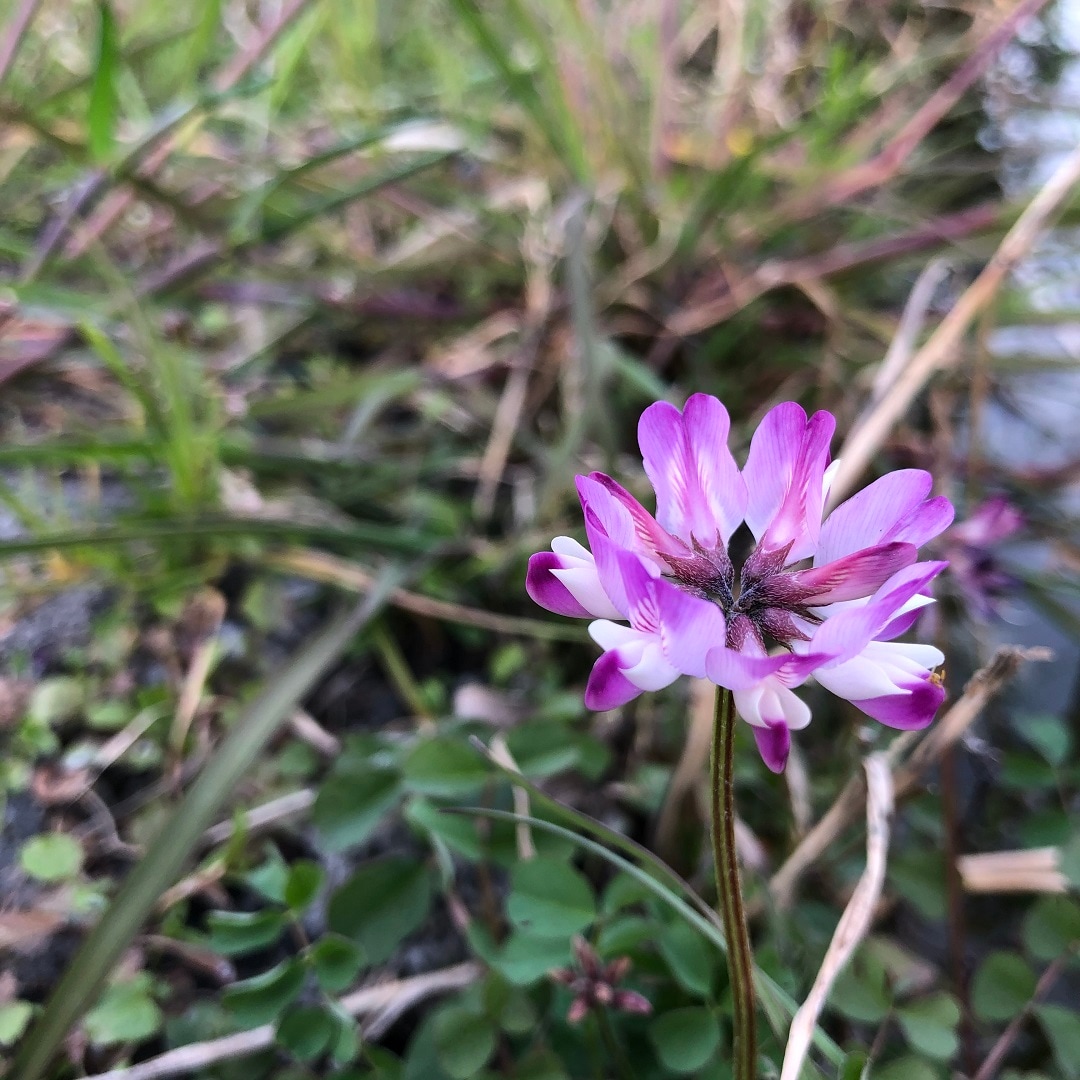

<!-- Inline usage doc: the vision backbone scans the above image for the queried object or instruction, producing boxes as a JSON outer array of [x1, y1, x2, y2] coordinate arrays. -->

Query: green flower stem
[[711, 687, 757, 1080], [595, 1008, 637, 1080]]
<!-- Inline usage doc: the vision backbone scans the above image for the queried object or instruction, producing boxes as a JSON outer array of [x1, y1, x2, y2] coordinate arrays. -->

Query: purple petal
[[746, 404, 836, 561], [638, 394, 746, 546], [707, 646, 824, 690], [810, 561, 948, 665], [654, 584, 726, 677], [949, 495, 1023, 547], [752, 721, 791, 773], [819, 470, 954, 564], [785, 542, 916, 604], [585, 650, 644, 710], [578, 472, 682, 560], [527, 551, 593, 617], [852, 678, 945, 730], [591, 534, 661, 632]]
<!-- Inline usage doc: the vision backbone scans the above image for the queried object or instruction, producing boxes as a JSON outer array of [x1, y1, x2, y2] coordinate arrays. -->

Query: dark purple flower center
[[660, 537, 821, 651]]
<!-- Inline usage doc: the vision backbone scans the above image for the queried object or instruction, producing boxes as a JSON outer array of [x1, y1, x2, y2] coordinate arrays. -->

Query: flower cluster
[[527, 395, 954, 772]]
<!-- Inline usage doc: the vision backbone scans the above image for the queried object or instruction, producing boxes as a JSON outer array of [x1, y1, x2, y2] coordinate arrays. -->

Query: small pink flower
[[550, 937, 652, 1024], [527, 395, 954, 772], [941, 495, 1023, 618]]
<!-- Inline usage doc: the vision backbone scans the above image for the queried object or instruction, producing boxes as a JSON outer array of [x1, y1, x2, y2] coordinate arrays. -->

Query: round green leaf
[[1036, 1005, 1080, 1080], [28, 677, 85, 726], [872, 1058, 941, 1080], [829, 952, 890, 1024], [897, 993, 960, 1061], [657, 919, 716, 996], [20, 834, 83, 882], [206, 909, 286, 956], [276, 1005, 336, 1062], [433, 1004, 496, 1079], [84, 977, 162, 1046], [311, 934, 366, 993], [313, 765, 401, 852], [971, 951, 1037, 1023], [649, 1007, 722, 1074], [224, 959, 306, 1029], [1022, 894, 1080, 961], [284, 860, 325, 913], [506, 858, 595, 937], [488, 928, 572, 986], [402, 737, 489, 797], [328, 857, 432, 964]]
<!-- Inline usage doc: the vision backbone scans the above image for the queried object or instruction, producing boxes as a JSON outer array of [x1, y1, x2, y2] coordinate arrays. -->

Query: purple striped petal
[[579, 472, 683, 561], [784, 542, 916, 604], [638, 394, 746, 547], [818, 470, 954, 565], [706, 645, 826, 691], [654, 583, 727, 677], [744, 403, 836, 562]]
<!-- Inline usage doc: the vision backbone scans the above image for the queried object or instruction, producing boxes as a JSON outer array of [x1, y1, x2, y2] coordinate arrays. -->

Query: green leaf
[[657, 919, 716, 997], [505, 721, 582, 778], [649, 1007, 722, 1075], [475, 926, 572, 987], [276, 1004, 336, 1062], [0, 1002, 33, 1046], [406, 798, 485, 859], [1017, 714, 1072, 766], [897, 993, 960, 1061], [1035, 1004, 1080, 1079], [328, 856, 432, 964], [206, 910, 286, 956], [838, 1051, 870, 1080], [87, 1, 120, 161], [313, 764, 402, 851], [84, 977, 162, 1046], [311, 934, 366, 993], [829, 950, 891, 1023], [971, 951, 1037, 1023], [224, 959, 306, 1029], [889, 851, 947, 921], [20, 834, 83, 882], [13, 579, 404, 1080], [506, 858, 595, 937], [871, 1058, 940, 1080], [432, 1004, 496, 1079], [402, 737, 489, 797], [1022, 895, 1080, 960], [284, 861, 324, 913]]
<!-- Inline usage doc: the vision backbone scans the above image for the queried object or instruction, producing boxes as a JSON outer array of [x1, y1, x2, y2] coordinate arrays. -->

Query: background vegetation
[[0, 0, 1078, 1077]]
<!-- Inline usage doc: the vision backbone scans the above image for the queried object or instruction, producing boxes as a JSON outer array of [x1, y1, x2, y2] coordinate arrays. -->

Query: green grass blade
[[87, 1, 120, 161], [12, 567, 406, 1080], [0, 515, 433, 557]]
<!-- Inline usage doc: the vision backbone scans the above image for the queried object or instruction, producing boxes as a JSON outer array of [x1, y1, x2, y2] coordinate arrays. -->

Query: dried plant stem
[[82, 962, 481, 1080], [711, 687, 757, 1080], [829, 136, 1080, 507], [768, 646, 1051, 909], [780, 755, 893, 1080]]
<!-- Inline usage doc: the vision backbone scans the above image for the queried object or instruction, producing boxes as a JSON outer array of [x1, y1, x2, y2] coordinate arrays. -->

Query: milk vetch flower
[[527, 395, 954, 772]]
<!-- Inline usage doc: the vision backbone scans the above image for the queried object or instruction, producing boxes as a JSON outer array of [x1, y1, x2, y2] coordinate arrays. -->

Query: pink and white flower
[[526, 395, 954, 772]]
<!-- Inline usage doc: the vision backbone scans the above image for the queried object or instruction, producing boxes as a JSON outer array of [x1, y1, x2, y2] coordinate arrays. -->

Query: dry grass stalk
[[958, 847, 1068, 894], [82, 962, 482, 1080], [828, 135, 1080, 507], [268, 548, 580, 641], [780, 754, 894, 1080], [769, 646, 1051, 909], [488, 734, 537, 861]]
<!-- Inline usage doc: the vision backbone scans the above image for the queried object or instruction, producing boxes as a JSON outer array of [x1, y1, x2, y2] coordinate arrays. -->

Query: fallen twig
[[82, 962, 481, 1080], [769, 646, 1051, 909], [781, 755, 893, 1080], [958, 847, 1068, 894]]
